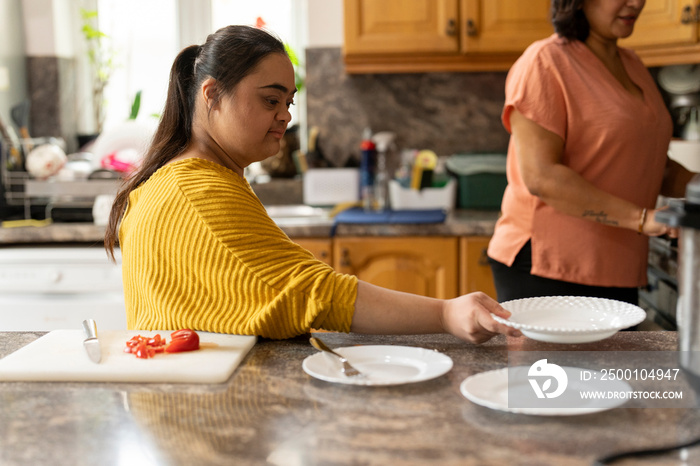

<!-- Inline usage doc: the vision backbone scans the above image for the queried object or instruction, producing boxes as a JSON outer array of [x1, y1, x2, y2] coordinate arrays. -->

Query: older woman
[[487, 0, 695, 304], [105, 25, 519, 343]]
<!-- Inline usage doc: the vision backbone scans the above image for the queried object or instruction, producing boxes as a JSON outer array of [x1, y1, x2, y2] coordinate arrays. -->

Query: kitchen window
[[96, 0, 177, 132], [97, 0, 304, 132]]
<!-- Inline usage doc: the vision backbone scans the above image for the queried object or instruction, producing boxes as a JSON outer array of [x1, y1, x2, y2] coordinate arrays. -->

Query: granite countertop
[[0, 209, 500, 244], [1, 331, 697, 465]]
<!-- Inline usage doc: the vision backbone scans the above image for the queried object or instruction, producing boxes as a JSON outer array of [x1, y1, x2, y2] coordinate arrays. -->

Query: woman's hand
[[352, 282, 521, 343], [641, 206, 679, 238], [440, 292, 522, 344]]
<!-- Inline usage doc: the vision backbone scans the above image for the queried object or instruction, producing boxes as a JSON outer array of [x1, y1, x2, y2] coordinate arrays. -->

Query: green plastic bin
[[446, 154, 507, 210]]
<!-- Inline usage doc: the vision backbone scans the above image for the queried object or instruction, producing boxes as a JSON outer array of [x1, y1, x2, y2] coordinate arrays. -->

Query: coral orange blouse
[[488, 35, 672, 287]]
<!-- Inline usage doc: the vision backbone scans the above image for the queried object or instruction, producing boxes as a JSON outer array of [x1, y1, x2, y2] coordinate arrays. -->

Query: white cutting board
[[0, 330, 256, 384]]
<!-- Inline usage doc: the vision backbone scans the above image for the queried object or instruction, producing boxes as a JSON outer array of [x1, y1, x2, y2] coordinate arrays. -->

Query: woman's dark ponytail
[[104, 44, 200, 260], [104, 26, 287, 260], [171, 45, 200, 141]]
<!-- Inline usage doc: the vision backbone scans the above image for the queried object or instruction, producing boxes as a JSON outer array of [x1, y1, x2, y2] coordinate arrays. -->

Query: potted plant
[[77, 8, 117, 146], [255, 17, 305, 93]]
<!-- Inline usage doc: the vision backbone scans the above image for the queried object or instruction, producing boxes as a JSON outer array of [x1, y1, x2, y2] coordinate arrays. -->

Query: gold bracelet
[[638, 208, 647, 234]]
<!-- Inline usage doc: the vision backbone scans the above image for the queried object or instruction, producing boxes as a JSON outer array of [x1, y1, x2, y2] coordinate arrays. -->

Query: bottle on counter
[[374, 152, 388, 211], [395, 149, 416, 188], [371, 131, 397, 211], [359, 127, 376, 211]]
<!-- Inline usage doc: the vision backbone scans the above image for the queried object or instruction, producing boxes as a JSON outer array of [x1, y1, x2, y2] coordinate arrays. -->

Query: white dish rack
[[389, 178, 456, 211], [2, 138, 120, 219]]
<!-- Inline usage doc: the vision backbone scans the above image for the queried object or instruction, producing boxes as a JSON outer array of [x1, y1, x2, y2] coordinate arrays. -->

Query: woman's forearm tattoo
[[582, 209, 619, 226]]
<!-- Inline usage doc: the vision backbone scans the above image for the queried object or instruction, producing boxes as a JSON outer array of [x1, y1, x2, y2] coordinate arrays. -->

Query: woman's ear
[[201, 78, 219, 111]]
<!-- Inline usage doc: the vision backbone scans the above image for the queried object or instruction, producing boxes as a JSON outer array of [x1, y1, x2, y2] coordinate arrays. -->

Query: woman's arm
[[350, 280, 521, 344], [511, 109, 674, 237]]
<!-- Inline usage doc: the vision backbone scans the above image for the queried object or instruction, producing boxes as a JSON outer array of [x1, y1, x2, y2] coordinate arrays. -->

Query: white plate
[[303, 345, 453, 386], [493, 296, 646, 343], [460, 367, 631, 416]]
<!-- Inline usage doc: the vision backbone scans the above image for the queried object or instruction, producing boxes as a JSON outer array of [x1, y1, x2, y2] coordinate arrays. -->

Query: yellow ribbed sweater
[[119, 158, 358, 338]]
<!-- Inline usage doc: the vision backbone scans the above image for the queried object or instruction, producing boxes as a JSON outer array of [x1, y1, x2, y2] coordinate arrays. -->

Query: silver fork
[[310, 337, 364, 377]]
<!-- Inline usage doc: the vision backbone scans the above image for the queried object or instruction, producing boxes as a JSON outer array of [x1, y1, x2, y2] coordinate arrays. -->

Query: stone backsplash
[[19, 47, 676, 167], [305, 47, 510, 169], [26, 56, 79, 153]]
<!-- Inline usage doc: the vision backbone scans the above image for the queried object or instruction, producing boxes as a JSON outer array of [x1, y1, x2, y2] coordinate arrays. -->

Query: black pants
[[488, 241, 639, 305]]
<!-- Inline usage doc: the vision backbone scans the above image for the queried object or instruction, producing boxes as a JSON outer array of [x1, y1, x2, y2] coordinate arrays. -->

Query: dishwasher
[[0, 245, 127, 331]]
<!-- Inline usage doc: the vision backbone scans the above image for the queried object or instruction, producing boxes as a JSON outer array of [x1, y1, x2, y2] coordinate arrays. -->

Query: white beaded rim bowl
[[492, 296, 647, 343]]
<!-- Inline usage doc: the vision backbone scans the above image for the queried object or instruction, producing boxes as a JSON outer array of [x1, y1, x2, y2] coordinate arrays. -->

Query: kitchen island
[[1, 331, 697, 466]]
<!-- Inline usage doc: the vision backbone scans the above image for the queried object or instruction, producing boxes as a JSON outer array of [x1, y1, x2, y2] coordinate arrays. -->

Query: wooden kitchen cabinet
[[621, 0, 695, 49], [459, 0, 553, 54], [295, 235, 496, 302], [343, 0, 552, 73], [292, 238, 333, 266], [333, 236, 459, 299], [343, 0, 460, 55], [459, 236, 497, 300], [620, 0, 700, 66]]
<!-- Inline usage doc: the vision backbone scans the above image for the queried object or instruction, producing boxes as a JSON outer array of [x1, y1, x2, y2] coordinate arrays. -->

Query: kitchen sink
[[265, 205, 334, 227]]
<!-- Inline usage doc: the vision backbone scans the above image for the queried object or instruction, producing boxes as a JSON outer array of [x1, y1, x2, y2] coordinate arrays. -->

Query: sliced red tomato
[[165, 329, 200, 353], [134, 341, 151, 359], [147, 334, 163, 347], [124, 329, 199, 358], [125, 335, 143, 349], [124, 333, 165, 358]]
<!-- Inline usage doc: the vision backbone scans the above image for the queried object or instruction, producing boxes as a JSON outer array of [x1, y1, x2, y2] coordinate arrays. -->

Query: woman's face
[[582, 0, 646, 41], [209, 53, 296, 170]]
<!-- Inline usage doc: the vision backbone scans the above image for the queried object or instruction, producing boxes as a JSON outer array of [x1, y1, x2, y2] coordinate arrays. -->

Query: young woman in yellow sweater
[[104, 25, 520, 344]]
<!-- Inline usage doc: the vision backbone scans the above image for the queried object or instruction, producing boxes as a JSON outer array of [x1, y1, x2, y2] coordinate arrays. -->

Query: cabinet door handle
[[478, 248, 490, 266], [445, 18, 457, 36], [340, 248, 351, 267], [466, 19, 478, 37], [681, 5, 694, 24]]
